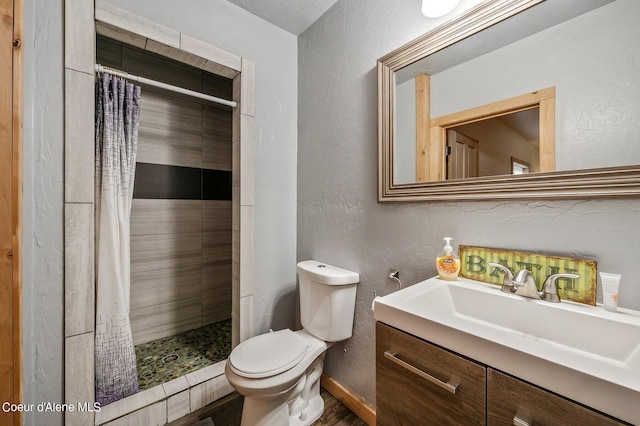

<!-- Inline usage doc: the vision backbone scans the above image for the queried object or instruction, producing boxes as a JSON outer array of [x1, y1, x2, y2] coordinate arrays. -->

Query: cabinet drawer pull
[[513, 414, 532, 426], [384, 350, 459, 394]]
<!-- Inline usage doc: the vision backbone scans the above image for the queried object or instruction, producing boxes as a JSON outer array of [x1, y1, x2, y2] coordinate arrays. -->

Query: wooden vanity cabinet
[[376, 322, 486, 425], [376, 322, 627, 426], [487, 369, 623, 426]]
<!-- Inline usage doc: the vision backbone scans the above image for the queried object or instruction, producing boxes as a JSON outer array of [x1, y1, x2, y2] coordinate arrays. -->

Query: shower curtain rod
[[95, 63, 237, 108]]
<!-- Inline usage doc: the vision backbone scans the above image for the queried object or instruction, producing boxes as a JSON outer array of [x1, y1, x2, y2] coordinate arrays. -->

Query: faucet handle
[[487, 263, 515, 293], [540, 273, 580, 303]]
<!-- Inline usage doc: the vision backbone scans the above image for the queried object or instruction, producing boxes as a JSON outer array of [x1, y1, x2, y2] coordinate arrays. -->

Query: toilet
[[225, 260, 359, 426]]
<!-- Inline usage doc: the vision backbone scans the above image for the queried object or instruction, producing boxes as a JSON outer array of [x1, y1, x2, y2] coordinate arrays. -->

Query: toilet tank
[[297, 260, 359, 342]]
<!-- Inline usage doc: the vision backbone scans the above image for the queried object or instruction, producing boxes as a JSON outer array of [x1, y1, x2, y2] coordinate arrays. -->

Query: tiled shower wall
[[97, 36, 233, 345]]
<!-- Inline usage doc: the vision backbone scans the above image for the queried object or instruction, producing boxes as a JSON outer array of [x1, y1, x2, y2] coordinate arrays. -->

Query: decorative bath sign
[[459, 246, 597, 306]]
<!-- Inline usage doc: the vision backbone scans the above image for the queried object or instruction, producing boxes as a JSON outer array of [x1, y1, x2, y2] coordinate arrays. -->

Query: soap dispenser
[[436, 237, 460, 281]]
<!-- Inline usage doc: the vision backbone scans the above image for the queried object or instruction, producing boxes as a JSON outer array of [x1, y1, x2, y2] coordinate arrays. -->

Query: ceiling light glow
[[421, 0, 460, 18]]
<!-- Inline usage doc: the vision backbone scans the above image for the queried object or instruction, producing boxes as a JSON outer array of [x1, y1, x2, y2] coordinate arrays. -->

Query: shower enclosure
[[63, 4, 255, 423], [97, 34, 234, 393]]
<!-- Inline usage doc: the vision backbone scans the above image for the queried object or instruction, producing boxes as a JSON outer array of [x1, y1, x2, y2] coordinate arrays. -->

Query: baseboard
[[320, 373, 376, 426]]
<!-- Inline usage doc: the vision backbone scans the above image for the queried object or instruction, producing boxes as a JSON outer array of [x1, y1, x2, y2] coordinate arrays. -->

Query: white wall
[[22, 0, 297, 424], [298, 0, 640, 409]]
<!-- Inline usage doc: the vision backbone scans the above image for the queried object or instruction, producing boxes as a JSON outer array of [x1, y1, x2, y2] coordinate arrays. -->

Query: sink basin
[[374, 276, 640, 423], [398, 278, 640, 366]]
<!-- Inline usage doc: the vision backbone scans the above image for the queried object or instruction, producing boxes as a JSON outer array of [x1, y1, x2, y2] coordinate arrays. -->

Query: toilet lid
[[229, 329, 309, 379]]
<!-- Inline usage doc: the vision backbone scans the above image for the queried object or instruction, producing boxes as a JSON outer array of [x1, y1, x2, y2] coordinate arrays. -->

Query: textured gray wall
[[298, 0, 640, 408], [22, 0, 65, 424]]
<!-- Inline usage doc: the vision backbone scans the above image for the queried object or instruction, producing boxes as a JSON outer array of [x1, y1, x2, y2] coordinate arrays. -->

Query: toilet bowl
[[225, 260, 359, 426], [225, 329, 329, 425]]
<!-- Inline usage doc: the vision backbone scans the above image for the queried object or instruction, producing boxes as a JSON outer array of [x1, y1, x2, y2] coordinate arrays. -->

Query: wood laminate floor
[[168, 388, 367, 426]]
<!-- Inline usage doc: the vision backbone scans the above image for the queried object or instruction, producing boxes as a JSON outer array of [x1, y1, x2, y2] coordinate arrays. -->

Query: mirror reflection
[[392, 0, 640, 185], [447, 108, 540, 180]]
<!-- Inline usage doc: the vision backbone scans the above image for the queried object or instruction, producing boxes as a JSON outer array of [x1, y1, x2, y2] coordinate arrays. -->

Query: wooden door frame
[[1, 0, 23, 425], [430, 87, 555, 182]]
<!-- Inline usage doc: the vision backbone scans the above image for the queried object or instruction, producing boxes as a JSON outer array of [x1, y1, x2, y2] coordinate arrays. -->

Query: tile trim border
[[94, 360, 231, 425]]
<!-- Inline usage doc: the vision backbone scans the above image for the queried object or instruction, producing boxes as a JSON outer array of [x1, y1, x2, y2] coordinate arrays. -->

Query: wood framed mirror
[[378, 0, 640, 202]]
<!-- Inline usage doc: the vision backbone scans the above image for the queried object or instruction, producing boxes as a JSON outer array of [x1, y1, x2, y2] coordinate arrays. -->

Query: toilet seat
[[229, 329, 310, 379]]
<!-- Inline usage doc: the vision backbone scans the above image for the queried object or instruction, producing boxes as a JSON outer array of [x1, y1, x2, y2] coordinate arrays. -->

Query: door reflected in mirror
[[448, 108, 539, 180], [395, 86, 554, 184], [397, 102, 543, 183]]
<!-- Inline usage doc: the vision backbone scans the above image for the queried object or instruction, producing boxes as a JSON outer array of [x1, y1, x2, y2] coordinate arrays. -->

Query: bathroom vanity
[[374, 277, 640, 425], [376, 322, 623, 425]]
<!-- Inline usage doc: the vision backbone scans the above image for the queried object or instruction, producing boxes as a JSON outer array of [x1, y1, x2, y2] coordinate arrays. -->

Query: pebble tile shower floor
[[135, 319, 232, 390]]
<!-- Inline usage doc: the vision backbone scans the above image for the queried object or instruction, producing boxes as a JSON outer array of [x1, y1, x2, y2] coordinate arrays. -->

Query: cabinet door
[[487, 369, 625, 426], [376, 322, 486, 425]]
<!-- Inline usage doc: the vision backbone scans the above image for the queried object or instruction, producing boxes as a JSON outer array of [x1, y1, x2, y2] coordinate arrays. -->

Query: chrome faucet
[[487, 263, 580, 303], [512, 269, 541, 299]]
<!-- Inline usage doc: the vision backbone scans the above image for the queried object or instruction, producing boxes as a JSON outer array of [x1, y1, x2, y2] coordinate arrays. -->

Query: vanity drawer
[[487, 369, 625, 426], [376, 322, 486, 425]]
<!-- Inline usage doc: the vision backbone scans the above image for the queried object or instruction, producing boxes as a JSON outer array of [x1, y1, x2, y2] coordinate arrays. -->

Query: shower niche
[[97, 35, 234, 391]]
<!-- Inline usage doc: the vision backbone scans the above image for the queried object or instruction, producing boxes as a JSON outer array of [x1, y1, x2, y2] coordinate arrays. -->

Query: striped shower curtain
[[94, 73, 141, 406]]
